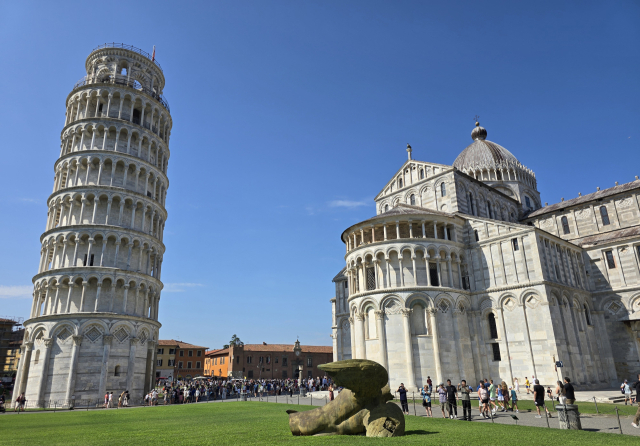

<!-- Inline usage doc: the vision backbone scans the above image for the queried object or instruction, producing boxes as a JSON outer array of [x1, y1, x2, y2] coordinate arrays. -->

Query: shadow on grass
[[405, 430, 438, 436]]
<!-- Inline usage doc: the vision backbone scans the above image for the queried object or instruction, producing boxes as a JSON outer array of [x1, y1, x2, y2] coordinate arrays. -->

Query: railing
[[92, 43, 163, 72], [73, 75, 170, 113]]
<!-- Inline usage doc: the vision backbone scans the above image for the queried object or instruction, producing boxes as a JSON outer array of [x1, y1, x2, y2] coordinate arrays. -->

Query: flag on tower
[[152, 46, 156, 61]]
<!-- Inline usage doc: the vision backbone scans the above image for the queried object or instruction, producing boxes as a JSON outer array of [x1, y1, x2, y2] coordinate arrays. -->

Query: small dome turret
[[471, 121, 487, 141]]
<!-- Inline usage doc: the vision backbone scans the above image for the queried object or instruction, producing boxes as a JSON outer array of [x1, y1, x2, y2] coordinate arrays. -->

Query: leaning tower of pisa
[[13, 44, 172, 407]]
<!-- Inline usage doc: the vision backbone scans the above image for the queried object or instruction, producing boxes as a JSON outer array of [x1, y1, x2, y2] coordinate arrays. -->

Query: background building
[[156, 340, 208, 381], [13, 43, 172, 406], [204, 348, 229, 378], [332, 122, 640, 390], [0, 318, 24, 384], [225, 341, 332, 380]]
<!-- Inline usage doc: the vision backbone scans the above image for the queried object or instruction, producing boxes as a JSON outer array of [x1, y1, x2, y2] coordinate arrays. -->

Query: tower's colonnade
[[13, 44, 172, 406]]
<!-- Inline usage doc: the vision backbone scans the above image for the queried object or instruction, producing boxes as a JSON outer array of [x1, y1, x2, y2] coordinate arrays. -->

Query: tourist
[[427, 376, 432, 393], [458, 380, 471, 421], [525, 377, 530, 394], [397, 383, 409, 415], [501, 382, 509, 411], [563, 377, 575, 404], [108, 392, 113, 408], [514, 377, 519, 393], [195, 388, 200, 403], [622, 380, 632, 405], [555, 380, 566, 405], [509, 386, 519, 412], [152, 389, 158, 405], [124, 390, 129, 407], [477, 382, 489, 419], [488, 380, 497, 414], [420, 385, 432, 417], [14, 393, 25, 412], [631, 373, 640, 429], [329, 385, 334, 401], [103, 392, 109, 408], [496, 384, 504, 412], [546, 386, 553, 403], [533, 379, 551, 418], [438, 384, 448, 418], [118, 392, 123, 408], [445, 380, 457, 419]]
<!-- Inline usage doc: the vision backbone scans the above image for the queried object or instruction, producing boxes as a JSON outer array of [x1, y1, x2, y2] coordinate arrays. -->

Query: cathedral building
[[13, 44, 171, 406], [330, 122, 640, 390]]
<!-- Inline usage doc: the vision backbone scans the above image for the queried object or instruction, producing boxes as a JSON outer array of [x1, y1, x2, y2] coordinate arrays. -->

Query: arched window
[[525, 196, 532, 209], [419, 169, 424, 179], [488, 313, 499, 339], [474, 229, 479, 242], [600, 206, 610, 225], [487, 201, 493, 219], [384, 204, 389, 212], [441, 183, 447, 197], [583, 304, 592, 325], [114, 365, 121, 376], [398, 178, 403, 188], [410, 194, 416, 205], [561, 216, 570, 234]]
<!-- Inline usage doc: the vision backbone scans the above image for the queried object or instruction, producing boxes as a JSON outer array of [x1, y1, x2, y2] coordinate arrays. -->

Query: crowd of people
[[395, 373, 640, 429], [146, 376, 337, 406]]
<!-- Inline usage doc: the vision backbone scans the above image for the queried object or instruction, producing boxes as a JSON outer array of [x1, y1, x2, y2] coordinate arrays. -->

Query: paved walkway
[[3, 392, 639, 437]]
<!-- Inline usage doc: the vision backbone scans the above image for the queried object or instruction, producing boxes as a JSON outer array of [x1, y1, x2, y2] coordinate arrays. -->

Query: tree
[[223, 344, 229, 349], [229, 334, 243, 347]]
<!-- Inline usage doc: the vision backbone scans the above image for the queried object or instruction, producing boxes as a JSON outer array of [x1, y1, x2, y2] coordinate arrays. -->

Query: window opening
[[366, 267, 376, 291], [605, 250, 616, 269], [410, 194, 416, 205], [487, 201, 493, 219], [488, 313, 499, 339], [512, 238, 519, 251], [419, 169, 424, 179], [474, 230, 479, 242], [441, 183, 446, 197], [525, 196, 531, 208], [492, 343, 501, 361], [398, 178, 403, 188], [600, 206, 610, 225], [429, 264, 439, 286], [561, 216, 570, 234]]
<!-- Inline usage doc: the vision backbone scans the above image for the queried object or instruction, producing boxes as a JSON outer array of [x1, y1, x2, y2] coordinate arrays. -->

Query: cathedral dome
[[453, 122, 520, 171]]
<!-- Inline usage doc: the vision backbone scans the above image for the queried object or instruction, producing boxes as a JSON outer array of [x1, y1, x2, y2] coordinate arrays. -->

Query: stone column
[[446, 256, 453, 288], [94, 282, 102, 312], [374, 310, 388, 373], [65, 335, 83, 403], [125, 338, 139, 394], [451, 308, 465, 382], [144, 342, 154, 395], [122, 285, 130, 313], [12, 342, 33, 405], [35, 338, 54, 407], [64, 284, 75, 313], [355, 313, 366, 359], [400, 309, 417, 390], [98, 335, 113, 400], [349, 317, 356, 360], [429, 309, 442, 384]]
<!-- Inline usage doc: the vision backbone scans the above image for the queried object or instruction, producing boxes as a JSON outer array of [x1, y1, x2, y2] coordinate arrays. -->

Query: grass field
[[1, 402, 637, 446]]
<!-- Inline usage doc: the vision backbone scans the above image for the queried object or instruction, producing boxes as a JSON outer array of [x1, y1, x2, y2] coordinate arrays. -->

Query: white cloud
[[329, 200, 368, 208], [162, 283, 204, 293], [0, 285, 33, 299], [18, 198, 39, 204]]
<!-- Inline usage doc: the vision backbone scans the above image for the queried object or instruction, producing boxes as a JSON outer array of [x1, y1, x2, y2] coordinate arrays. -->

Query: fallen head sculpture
[[287, 359, 405, 437]]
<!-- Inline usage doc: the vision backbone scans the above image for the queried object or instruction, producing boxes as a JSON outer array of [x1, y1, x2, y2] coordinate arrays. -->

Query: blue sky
[[0, 0, 638, 349]]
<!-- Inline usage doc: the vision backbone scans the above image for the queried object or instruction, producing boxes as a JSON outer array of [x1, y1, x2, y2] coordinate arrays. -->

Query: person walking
[[563, 377, 575, 404], [438, 384, 448, 419], [622, 380, 632, 405], [533, 379, 551, 418], [477, 381, 489, 419], [514, 378, 520, 394], [631, 373, 640, 429], [445, 380, 458, 419], [459, 380, 472, 421], [525, 377, 531, 394], [427, 376, 433, 394], [488, 380, 498, 414], [397, 383, 409, 415], [421, 385, 432, 417], [509, 386, 519, 412], [555, 380, 566, 405]]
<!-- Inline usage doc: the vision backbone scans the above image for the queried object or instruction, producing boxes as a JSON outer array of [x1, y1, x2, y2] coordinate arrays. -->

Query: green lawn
[[0, 402, 636, 446]]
